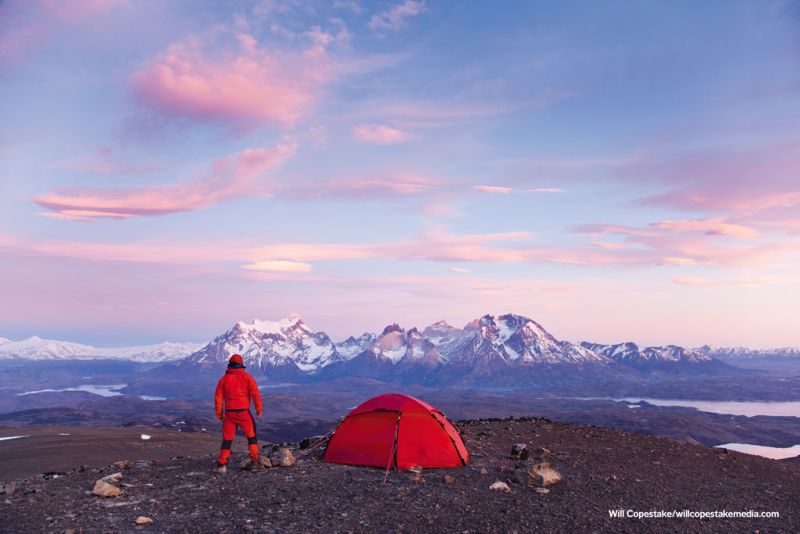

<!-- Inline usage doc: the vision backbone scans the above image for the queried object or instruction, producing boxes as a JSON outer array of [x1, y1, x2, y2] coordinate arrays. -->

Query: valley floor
[[2, 419, 798, 533]]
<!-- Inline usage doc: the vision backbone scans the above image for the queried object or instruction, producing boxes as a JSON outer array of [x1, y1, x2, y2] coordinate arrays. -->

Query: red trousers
[[217, 409, 258, 464]]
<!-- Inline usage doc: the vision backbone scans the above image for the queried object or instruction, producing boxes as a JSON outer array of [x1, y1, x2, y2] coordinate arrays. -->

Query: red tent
[[323, 393, 469, 470]]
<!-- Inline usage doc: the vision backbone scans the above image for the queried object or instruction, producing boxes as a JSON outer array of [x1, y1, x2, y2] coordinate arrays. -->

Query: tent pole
[[382, 412, 401, 485]]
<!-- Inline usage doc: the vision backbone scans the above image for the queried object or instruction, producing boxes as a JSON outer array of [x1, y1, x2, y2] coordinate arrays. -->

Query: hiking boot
[[215, 463, 227, 474], [247, 459, 264, 472]]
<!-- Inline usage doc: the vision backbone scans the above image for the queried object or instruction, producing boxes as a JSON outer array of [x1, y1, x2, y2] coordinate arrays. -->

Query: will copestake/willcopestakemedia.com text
[[608, 509, 780, 519]]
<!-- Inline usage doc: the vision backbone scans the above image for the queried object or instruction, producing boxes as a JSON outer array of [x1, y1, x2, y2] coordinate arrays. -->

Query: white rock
[[489, 481, 511, 493], [92, 479, 121, 497]]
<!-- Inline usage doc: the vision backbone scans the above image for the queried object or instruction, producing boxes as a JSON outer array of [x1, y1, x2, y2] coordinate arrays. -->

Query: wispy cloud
[[280, 172, 445, 200], [474, 185, 512, 194], [353, 124, 409, 144], [242, 260, 314, 273], [474, 185, 565, 194], [34, 144, 297, 220], [368, 0, 426, 33]]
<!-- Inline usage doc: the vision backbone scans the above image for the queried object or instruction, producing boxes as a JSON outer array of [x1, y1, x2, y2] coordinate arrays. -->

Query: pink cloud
[[353, 124, 409, 144], [651, 218, 759, 238], [242, 260, 314, 273], [474, 185, 566, 195], [280, 173, 445, 200], [474, 185, 513, 194], [131, 27, 347, 129], [34, 144, 297, 220], [368, 0, 426, 33], [627, 144, 800, 216]]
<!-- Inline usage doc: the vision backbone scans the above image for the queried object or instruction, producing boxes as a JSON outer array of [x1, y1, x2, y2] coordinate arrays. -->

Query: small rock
[[135, 516, 153, 525], [259, 456, 272, 469], [479, 468, 488, 476], [534, 487, 550, 494], [442, 475, 455, 485], [140, 434, 151, 441], [113, 460, 132, 470], [269, 448, 296, 467], [528, 462, 561, 487], [101, 472, 123, 484], [66, 529, 75, 534], [489, 481, 511, 493], [511, 443, 529, 460], [92, 479, 121, 497], [532, 447, 551, 461], [0, 481, 15, 496]]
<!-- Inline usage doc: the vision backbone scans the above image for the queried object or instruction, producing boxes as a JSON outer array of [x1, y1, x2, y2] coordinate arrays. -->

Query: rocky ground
[[2, 418, 798, 533]]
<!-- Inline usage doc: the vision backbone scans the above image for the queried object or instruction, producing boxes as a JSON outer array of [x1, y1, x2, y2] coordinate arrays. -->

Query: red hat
[[228, 354, 244, 368]]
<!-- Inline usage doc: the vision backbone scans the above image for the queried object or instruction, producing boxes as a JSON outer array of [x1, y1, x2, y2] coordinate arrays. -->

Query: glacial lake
[[715, 443, 800, 460], [613, 398, 800, 417], [17, 384, 166, 401]]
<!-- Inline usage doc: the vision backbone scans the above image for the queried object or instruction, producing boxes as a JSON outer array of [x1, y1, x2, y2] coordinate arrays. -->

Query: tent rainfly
[[322, 393, 469, 470]]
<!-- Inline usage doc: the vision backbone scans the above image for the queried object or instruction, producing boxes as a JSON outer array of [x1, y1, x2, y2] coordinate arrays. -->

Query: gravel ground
[[2, 418, 798, 533]]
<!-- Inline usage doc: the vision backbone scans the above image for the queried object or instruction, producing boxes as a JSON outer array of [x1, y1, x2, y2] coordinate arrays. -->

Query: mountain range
[[0, 336, 202, 363], [4, 313, 794, 385]]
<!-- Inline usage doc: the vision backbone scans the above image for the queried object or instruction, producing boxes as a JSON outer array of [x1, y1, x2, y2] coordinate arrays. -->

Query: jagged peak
[[234, 314, 309, 336], [381, 323, 404, 336]]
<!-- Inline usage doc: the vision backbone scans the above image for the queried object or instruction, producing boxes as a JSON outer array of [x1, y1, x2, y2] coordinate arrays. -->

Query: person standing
[[214, 354, 263, 473]]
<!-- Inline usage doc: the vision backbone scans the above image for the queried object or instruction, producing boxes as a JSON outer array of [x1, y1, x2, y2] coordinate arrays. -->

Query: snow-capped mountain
[[178, 314, 342, 376], [580, 341, 714, 368], [335, 332, 376, 360], [696, 345, 800, 359], [0, 336, 201, 363], [447, 314, 609, 368], [422, 320, 469, 347]]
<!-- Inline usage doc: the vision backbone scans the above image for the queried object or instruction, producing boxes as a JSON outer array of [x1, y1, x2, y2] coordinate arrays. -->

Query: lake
[[614, 398, 800, 417], [18, 384, 166, 401], [715, 443, 800, 460]]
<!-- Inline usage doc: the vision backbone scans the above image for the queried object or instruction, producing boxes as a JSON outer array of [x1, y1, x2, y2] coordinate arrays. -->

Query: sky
[[1, 0, 800, 347]]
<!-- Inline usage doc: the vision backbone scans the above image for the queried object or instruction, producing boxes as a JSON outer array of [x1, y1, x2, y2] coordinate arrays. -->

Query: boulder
[[489, 481, 511, 493], [511, 443, 529, 460], [528, 462, 561, 487], [92, 479, 121, 497], [269, 448, 296, 467]]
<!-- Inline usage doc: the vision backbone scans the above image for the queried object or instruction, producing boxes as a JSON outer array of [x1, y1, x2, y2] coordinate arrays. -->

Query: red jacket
[[214, 368, 263, 418]]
